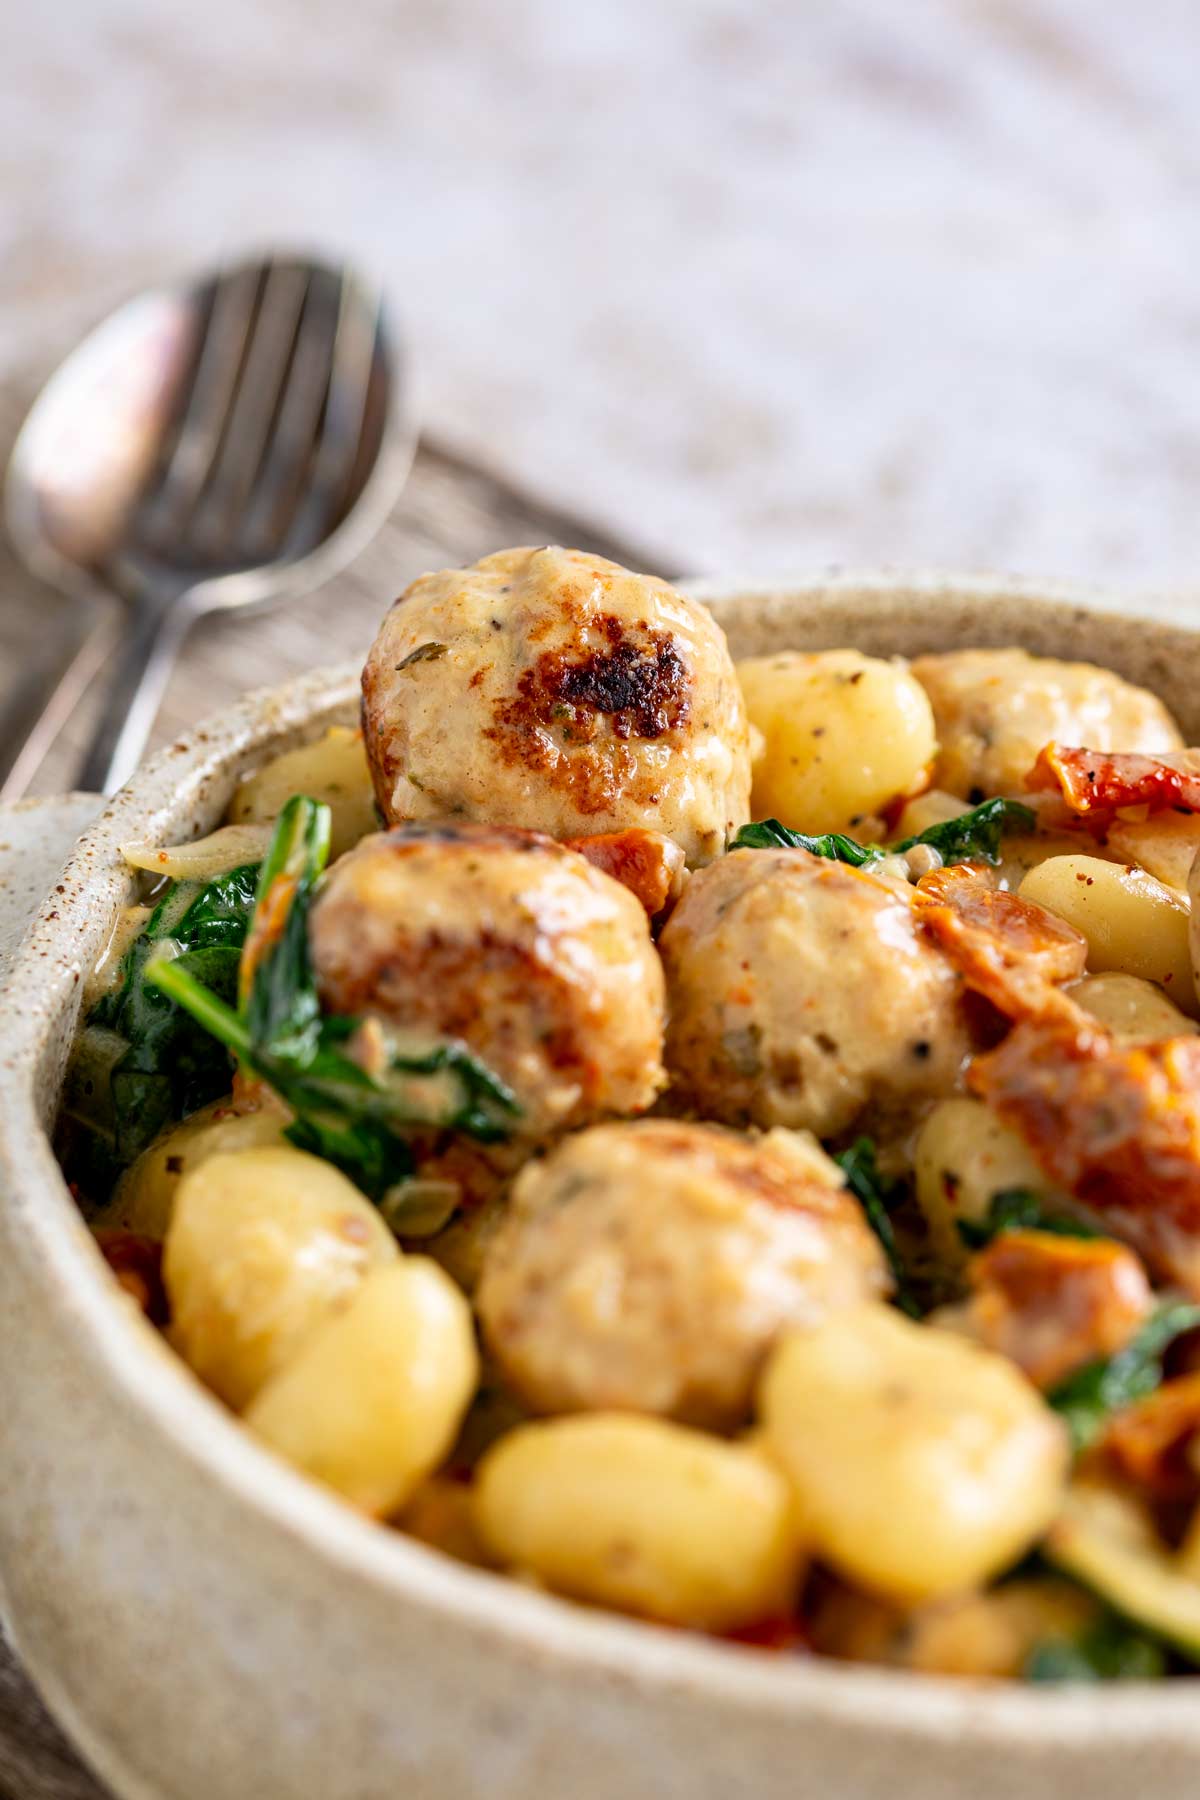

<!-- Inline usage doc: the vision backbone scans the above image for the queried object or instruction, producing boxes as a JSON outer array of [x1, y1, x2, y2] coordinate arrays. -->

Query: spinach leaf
[[241, 794, 330, 1051], [730, 797, 1036, 870], [893, 797, 1036, 865], [84, 862, 261, 1168], [957, 1188, 1103, 1251], [1048, 1301, 1200, 1452], [834, 1136, 921, 1317], [1025, 1613, 1167, 1683], [729, 819, 887, 865], [170, 864, 261, 949], [147, 795, 520, 1203]]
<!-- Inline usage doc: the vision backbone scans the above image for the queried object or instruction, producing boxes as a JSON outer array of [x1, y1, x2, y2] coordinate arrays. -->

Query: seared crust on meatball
[[476, 1119, 889, 1426], [308, 822, 667, 1139], [911, 648, 1182, 801], [659, 849, 971, 1137], [361, 546, 751, 865]]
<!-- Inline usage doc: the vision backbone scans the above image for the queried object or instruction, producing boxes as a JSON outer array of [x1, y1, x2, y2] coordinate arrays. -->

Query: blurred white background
[[5, 0, 1200, 586]]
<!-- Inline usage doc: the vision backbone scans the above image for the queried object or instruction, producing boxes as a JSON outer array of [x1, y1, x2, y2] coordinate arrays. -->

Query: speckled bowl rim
[[5, 566, 1200, 1771]]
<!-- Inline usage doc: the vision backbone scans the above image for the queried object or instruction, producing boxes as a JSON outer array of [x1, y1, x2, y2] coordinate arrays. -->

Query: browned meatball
[[476, 1119, 889, 1427], [659, 848, 971, 1138], [360, 546, 751, 866], [911, 648, 1182, 801], [308, 823, 666, 1140]]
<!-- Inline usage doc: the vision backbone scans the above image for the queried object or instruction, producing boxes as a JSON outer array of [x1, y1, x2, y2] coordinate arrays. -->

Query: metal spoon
[[2, 251, 415, 797]]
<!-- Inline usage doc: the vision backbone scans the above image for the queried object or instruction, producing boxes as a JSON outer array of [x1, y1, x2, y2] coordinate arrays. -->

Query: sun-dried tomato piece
[[963, 1229, 1151, 1391], [564, 827, 687, 918], [1028, 744, 1200, 823], [913, 864, 1086, 1021], [1101, 1373, 1200, 1503], [970, 1017, 1200, 1294]]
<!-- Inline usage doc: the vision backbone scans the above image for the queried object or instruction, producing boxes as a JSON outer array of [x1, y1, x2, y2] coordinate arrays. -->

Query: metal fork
[[4, 251, 415, 796]]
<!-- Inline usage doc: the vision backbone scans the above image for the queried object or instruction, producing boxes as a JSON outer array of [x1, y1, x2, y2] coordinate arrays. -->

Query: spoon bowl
[[2, 252, 415, 796]]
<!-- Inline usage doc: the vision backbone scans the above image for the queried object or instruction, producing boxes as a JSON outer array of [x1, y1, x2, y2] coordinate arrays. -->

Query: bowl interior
[[5, 570, 1200, 1788], [695, 570, 1200, 741]]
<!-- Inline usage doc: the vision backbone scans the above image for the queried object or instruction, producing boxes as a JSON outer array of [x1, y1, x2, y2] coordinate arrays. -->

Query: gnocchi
[[97, 1097, 291, 1240], [736, 649, 936, 836], [913, 1096, 1063, 1268], [758, 1305, 1070, 1603], [910, 647, 1181, 800], [1107, 812, 1200, 895], [1068, 972, 1199, 1044], [164, 1146, 397, 1409], [1019, 854, 1197, 1016], [245, 1259, 478, 1516], [63, 549, 1200, 1686], [475, 1413, 801, 1630]]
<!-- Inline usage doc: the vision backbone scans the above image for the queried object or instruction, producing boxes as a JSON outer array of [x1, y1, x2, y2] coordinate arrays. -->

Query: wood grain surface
[[9, 1, 1200, 594], [0, 361, 651, 1798]]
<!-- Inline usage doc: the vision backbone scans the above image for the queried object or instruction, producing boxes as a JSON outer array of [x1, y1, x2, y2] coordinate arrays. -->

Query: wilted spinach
[[80, 861, 261, 1169], [834, 1136, 921, 1318], [147, 795, 519, 1203], [729, 820, 886, 865], [729, 797, 1035, 870], [1048, 1301, 1200, 1453], [1025, 1612, 1167, 1683], [893, 797, 1036, 864], [956, 1188, 1103, 1252]]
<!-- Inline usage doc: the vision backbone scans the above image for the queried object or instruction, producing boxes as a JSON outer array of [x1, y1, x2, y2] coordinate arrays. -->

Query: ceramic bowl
[[4, 572, 1200, 1800]]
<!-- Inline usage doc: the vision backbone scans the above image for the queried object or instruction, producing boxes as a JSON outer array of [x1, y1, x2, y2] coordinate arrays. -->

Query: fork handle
[[76, 597, 193, 796]]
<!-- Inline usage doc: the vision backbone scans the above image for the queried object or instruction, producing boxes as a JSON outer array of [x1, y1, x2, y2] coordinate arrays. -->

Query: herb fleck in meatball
[[361, 546, 751, 865], [911, 648, 1182, 801], [308, 822, 667, 1140], [659, 848, 970, 1138], [477, 1119, 889, 1427]]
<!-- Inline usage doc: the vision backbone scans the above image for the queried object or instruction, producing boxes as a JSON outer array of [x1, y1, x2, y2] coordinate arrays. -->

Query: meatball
[[361, 545, 751, 866], [308, 823, 666, 1140], [476, 1119, 889, 1427], [911, 648, 1182, 801], [659, 848, 970, 1137]]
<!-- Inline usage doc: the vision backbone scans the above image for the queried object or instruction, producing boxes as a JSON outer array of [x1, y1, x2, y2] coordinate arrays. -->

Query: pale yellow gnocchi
[[67, 550, 1200, 1686], [474, 1413, 801, 1630], [1019, 854, 1197, 1017], [890, 787, 967, 840], [736, 649, 936, 836], [245, 1258, 478, 1517], [1068, 972, 1199, 1043], [97, 1097, 291, 1240], [758, 1305, 1070, 1604], [164, 1146, 397, 1410], [913, 1096, 1063, 1268]]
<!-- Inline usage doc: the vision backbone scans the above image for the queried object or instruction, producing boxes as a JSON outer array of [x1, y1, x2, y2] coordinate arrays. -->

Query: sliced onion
[[120, 822, 273, 882]]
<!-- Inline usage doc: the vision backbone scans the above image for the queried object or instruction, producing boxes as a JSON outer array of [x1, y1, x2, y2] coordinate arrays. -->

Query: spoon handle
[[0, 603, 116, 802], [76, 599, 192, 796]]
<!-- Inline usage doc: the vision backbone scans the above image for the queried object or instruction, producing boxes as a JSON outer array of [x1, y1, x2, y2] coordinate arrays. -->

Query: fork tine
[[237, 267, 343, 560], [135, 261, 264, 547], [184, 259, 312, 560], [281, 271, 385, 559], [127, 286, 213, 510]]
